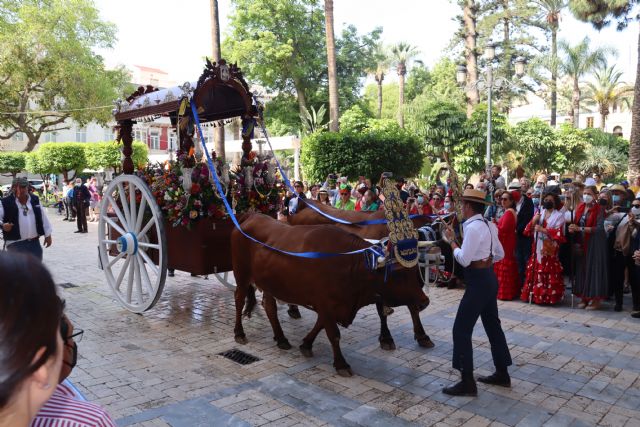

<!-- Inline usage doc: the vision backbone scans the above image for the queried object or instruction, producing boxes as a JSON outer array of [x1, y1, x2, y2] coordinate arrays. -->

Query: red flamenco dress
[[494, 209, 519, 300], [520, 210, 566, 304]]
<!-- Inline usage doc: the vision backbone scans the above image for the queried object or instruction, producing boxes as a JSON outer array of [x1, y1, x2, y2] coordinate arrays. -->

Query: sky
[[94, 0, 637, 86]]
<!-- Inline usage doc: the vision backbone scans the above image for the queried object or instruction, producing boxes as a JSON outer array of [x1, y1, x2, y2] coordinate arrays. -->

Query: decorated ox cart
[[98, 60, 279, 313]]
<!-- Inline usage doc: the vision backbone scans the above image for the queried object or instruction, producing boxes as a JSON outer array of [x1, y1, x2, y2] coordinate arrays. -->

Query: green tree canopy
[[301, 121, 423, 183], [36, 142, 87, 181], [0, 152, 27, 177], [85, 141, 149, 172], [25, 150, 52, 180], [0, 0, 131, 151], [224, 0, 380, 121]]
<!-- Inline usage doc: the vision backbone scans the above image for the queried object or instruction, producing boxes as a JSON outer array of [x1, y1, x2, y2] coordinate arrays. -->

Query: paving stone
[[35, 214, 640, 426]]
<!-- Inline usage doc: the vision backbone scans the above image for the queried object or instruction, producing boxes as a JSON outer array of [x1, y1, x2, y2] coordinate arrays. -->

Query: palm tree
[[559, 37, 613, 127], [209, 0, 225, 160], [584, 64, 633, 130], [366, 44, 390, 119], [534, 0, 567, 126], [324, 0, 339, 132], [391, 42, 419, 128]]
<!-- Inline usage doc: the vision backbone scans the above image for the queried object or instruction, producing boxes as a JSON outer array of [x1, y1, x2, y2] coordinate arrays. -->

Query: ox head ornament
[[381, 178, 419, 268]]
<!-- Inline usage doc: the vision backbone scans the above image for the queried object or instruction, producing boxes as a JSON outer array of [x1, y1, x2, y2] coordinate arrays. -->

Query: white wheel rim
[[214, 271, 236, 290], [98, 174, 167, 312]]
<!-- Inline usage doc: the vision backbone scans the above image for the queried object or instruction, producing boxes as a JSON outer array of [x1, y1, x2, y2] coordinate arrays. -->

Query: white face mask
[[632, 207, 640, 216], [583, 195, 594, 204]]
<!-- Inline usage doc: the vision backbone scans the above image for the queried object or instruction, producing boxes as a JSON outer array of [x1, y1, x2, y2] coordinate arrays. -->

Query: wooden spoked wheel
[[98, 174, 167, 313], [214, 272, 236, 289]]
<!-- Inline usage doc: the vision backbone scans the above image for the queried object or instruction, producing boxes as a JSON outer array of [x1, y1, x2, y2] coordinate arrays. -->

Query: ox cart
[[97, 60, 274, 313]]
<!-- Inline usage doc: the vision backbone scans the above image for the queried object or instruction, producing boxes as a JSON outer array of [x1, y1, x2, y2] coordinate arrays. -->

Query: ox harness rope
[[190, 100, 385, 268]]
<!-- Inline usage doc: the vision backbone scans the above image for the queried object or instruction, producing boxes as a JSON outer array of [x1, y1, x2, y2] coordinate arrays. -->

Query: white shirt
[[0, 196, 53, 244], [454, 214, 504, 267]]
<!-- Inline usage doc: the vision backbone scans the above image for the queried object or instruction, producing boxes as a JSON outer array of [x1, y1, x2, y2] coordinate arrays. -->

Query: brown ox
[[231, 214, 429, 376], [287, 198, 435, 350]]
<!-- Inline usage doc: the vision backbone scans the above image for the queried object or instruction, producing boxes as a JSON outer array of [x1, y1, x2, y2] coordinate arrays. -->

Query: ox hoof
[[417, 336, 435, 348], [287, 306, 302, 319], [299, 346, 314, 358], [379, 339, 396, 351], [276, 339, 292, 350], [336, 368, 353, 377], [235, 335, 248, 345]]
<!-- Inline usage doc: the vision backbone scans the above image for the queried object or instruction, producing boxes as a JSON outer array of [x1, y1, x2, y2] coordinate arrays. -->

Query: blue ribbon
[[249, 99, 450, 228], [190, 100, 383, 262]]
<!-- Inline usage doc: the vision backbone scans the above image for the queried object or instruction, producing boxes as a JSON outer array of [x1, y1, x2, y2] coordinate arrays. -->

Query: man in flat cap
[[0, 177, 53, 260]]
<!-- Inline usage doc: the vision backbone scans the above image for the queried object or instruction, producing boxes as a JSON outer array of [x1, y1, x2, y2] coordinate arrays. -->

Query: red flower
[[191, 183, 201, 194]]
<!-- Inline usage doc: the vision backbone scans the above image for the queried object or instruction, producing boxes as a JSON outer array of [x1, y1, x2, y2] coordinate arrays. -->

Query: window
[[134, 129, 146, 143], [613, 126, 623, 137], [150, 132, 160, 150], [44, 132, 57, 142], [168, 133, 176, 151], [11, 132, 24, 141], [75, 127, 87, 142], [103, 128, 115, 141], [586, 117, 594, 128]]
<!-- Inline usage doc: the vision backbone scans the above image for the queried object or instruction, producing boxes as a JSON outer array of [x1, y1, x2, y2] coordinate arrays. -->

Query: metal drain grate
[[218, 349, 260, 365], [58, 282, 78, 289]]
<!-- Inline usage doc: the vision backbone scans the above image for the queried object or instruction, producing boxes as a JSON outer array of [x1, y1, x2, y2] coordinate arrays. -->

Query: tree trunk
[[324, 0, 339, 132], [627, 22, 640, 181], [376, 75, 384, 119], [25, 134, 39, 152], [463, 0, 479, 117], [398, 69, 406, 128], [550, 25, 558, 127], [293, 77, 308, 117], [210, 0, 225, 160], [600, 111, 606, 131], [572, 77, 580, 127]]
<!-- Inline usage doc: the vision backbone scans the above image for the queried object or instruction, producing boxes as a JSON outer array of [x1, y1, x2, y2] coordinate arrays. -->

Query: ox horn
[[417, 241, 434, 248]]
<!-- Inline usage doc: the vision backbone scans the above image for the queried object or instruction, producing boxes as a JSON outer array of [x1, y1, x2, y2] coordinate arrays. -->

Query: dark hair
[[0, 253, 62, 409], [542, 191, 562, 210]]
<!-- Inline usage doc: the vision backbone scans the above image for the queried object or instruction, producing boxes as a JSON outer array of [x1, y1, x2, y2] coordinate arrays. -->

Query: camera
[[328, 173, 337, 180]]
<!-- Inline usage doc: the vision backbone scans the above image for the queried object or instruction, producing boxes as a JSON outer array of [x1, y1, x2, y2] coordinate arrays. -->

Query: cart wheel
[[214, 272, 236, 290], [98, 174, 167, 313]]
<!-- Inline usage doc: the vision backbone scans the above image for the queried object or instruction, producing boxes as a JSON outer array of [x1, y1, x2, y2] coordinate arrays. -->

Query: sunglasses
[[632, 204, 640, 208]]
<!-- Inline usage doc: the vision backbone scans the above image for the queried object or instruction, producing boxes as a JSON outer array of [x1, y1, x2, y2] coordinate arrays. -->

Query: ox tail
[[242, 286, 257, 318]]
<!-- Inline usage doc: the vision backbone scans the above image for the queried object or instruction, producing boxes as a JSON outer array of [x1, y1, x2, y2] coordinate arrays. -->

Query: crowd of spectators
[[285, 168, 640, 318]]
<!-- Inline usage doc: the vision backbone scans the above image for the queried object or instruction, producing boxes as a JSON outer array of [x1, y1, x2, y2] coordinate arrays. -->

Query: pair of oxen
[[231, 199, 437, 377]]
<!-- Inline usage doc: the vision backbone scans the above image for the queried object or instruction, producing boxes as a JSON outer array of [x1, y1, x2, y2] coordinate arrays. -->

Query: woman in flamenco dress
[[494, 190, 520, 300], [520, 190, 566, 304]]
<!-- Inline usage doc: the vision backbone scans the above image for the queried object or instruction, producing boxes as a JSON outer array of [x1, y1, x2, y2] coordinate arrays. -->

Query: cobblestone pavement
[[40, 211, 640, 426]]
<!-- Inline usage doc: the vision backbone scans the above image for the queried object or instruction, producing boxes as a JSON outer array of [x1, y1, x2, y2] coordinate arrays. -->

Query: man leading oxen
[[441, 188, 512, 396], [231, 214, 430, 376]]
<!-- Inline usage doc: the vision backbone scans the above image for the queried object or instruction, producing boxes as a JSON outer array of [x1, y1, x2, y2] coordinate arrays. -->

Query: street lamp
[[456, 43, 527, 177]]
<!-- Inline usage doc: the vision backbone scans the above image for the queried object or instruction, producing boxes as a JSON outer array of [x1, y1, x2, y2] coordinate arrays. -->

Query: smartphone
[[328, 173, 337, 180]]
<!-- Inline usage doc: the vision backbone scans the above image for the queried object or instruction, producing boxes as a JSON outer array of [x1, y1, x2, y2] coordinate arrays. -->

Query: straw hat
[[460, 188, 492, 206], [610, 184, 626, 193]]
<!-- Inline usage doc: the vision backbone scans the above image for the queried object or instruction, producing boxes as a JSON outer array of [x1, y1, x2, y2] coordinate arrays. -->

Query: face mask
[[532, 198, 540, 206], [632, 207, 640, 216], [583, 195, 594, 204], [543, 200, 554, 210], [599, 198, 608, 206], [417, 196, 424, 204], [612, 195, 621, 204], [444, 202, 451, 210]]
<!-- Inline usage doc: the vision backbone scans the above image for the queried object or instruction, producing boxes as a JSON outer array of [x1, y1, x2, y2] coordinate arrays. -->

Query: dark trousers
[[64, 197, 73, 219], [611, 250, 633, 308], [76, 202, 88, 232], [452, 266, 512, 373], [631, 266, 640, 311], [516, 236, 532, 285], [7, 239, 43, 261]]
